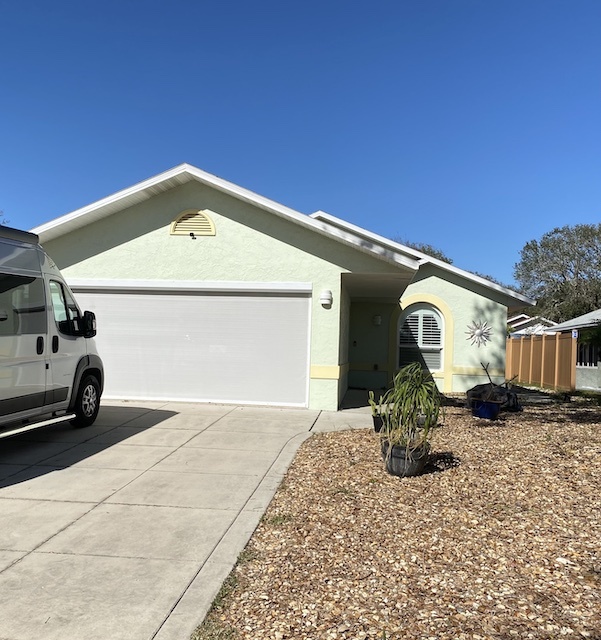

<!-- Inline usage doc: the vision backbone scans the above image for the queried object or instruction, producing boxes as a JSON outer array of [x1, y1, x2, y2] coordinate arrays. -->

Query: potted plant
[[368, 390, 384, 432], [378, 362, 442, 477], [467, 363, 508, 420]]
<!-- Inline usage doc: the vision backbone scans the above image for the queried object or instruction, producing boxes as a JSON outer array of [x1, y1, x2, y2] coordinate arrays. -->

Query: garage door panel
[[74, 291, 310, 406]]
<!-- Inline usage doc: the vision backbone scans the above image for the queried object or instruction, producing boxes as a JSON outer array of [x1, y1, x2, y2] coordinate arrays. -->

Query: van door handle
[[36, 336, 44, 355], [52, 336, 59, 353]]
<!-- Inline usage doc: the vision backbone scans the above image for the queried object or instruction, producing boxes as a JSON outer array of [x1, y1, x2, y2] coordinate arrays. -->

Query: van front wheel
[[71, 375, 100, 428]]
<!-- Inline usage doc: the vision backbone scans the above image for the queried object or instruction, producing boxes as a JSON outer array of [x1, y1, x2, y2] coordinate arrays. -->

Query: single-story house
[[507, 313, 557, 336], [32, 164, 533, 410], [543, 309, 601, 335]]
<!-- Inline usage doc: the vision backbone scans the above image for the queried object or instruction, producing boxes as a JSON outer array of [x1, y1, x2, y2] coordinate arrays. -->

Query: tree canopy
[[514, 223, 601, 322]]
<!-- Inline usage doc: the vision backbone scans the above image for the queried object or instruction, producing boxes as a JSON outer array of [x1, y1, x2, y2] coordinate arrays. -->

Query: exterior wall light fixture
[[320, 290, 333, 307]]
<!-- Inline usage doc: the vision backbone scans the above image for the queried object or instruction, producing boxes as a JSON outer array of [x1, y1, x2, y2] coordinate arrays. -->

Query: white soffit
[[31, 164, 419, 272], [311, 210, 535, 307], [33, 168, 195, 241], [341, 272, 414, 300]]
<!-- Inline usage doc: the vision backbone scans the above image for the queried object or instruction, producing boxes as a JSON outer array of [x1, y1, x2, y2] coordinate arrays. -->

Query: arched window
[[398, 305, 443, 371]]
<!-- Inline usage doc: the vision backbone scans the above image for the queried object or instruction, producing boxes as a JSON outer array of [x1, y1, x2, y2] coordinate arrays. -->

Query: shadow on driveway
[[0, 405, 178, 489]]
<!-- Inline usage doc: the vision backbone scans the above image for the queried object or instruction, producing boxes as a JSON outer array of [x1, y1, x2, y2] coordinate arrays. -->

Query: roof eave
[[311, 211, 535, 307], [31, 164, 420, 273]]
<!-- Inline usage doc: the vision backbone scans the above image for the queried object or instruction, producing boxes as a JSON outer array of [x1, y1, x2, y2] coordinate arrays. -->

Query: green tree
[[514, 223, 601, 322]]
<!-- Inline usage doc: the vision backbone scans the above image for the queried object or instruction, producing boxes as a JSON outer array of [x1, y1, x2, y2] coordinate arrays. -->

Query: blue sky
[[1, 0, 599, 286]]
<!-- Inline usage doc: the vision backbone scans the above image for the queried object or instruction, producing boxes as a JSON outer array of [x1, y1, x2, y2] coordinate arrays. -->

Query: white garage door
[[71, 283, 311, 407]]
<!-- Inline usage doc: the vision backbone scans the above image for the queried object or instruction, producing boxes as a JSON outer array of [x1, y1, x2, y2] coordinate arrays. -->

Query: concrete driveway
[[0, 400, 371, 640]]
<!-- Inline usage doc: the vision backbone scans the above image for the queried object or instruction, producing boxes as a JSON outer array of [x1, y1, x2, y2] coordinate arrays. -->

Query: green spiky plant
[[368, 390, 379, 417], [368, 390, 387, 417], [379, 362, 442, 460]]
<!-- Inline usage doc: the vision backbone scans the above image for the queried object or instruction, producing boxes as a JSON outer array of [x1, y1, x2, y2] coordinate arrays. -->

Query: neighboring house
[[508, 308, 601, 392], [32, 164, 533, 410], [545, 309, 601, 335], [508, 313, 557, 336], [547, 309, 601, 390]]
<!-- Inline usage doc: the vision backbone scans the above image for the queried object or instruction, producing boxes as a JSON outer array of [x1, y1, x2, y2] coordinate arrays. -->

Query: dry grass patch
[[192, 402, 601, 640]]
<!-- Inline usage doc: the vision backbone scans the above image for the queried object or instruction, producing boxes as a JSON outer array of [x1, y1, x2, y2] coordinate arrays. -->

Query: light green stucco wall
[[401, 265, 509, 392], [346, 265, 513, 395], [44, 181, 400, 410]]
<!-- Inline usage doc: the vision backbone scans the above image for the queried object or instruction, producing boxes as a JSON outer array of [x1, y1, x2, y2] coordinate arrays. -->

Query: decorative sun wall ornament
[[466, 320, 493, 347]]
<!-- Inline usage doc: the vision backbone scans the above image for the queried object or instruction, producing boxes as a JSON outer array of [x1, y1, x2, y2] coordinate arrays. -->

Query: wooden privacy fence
[[506, 333, 577, 391]]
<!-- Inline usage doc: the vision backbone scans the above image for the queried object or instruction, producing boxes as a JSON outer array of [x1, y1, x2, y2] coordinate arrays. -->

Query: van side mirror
[[82, 310, 97, 338]]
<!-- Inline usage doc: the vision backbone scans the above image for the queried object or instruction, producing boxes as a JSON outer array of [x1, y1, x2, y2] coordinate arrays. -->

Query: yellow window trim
[[170, 209, 216, 236], [390, 293, 455, 393], [453, 365, 505, 377]]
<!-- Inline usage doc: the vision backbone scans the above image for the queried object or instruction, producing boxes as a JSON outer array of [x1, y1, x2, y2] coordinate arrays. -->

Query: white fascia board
[[311, 210, 535, 306], [510, 318, 537, 329], [32, 164, 193, 237], [511, 316, 557, 330], [27, 162, 284, 239], [180, 168, 418, 270], [545, 310, 601, 333], [507, 313, 531, 324], [31, 164, 419, 271], [310, 221, 418, 270], [545, 322, 596, 334], [67, 279, 312, 295], [311, 210, 432, 262]]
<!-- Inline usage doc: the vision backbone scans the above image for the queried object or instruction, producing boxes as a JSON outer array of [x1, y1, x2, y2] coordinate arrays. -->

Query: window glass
[[0, 274, 46, 336], [0, 242, 40, 272], [50, 281, 82, 335]]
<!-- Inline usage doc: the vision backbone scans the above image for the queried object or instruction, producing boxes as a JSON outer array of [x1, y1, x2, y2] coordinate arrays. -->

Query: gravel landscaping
[[193, 400, 601, 640]]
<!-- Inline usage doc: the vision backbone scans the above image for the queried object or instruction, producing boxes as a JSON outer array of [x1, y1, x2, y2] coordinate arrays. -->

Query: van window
[[0, 274, 47, 336], [50, 281, 82, 335], [0, 242, 41, 272]]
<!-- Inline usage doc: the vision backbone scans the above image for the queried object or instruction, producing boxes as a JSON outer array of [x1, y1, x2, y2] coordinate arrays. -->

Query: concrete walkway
[[0, 400, 372, 640]]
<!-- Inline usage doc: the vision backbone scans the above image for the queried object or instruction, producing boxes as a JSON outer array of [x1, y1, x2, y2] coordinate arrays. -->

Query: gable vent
[[170, 210, 216, 236]]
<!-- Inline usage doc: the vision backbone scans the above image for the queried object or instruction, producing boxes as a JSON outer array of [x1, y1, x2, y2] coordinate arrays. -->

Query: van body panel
[[0, 226, 103, 435], [46, 278, 89, 412]]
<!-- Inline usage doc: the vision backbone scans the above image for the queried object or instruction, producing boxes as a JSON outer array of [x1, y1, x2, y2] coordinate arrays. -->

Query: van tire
[[71, 375, 100, 428]]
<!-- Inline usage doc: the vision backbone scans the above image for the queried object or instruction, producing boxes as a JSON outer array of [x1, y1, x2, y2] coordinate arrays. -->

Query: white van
[[0, 225, 104, 438]]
